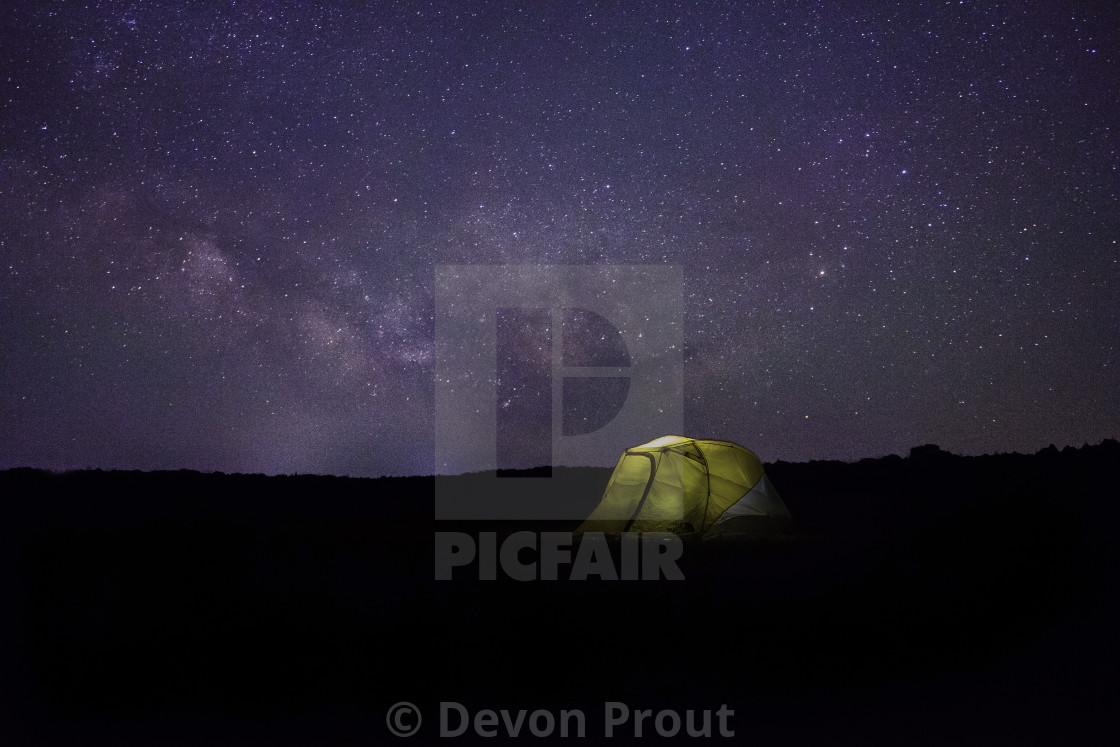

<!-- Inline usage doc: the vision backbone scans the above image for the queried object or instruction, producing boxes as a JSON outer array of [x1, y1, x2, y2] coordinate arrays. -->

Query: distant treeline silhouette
[[5, 439, 1116, 536]]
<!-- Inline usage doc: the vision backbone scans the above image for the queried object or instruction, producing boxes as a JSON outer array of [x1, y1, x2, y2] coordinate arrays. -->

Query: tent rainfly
[[575, 435, 793, 539]]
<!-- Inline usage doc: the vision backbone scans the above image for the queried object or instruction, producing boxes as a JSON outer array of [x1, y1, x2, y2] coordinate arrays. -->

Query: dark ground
[[3, 441, 1117, 744]]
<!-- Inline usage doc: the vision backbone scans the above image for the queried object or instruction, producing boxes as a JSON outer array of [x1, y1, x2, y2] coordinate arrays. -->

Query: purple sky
[[2, 1, 1117, 476]]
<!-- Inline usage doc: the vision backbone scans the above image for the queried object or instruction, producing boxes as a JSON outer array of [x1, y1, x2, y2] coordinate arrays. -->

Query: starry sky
[[2, 1, 1117, 477]]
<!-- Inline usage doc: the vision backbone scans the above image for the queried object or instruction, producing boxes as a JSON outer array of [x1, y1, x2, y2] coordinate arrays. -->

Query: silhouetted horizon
[[6, 436, 1116, 481]]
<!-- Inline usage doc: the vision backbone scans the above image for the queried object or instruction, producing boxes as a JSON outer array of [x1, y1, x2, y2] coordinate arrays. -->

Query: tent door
[[622, 452, 658, 533]]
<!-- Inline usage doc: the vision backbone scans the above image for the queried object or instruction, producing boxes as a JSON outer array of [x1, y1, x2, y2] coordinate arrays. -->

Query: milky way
[[2, 2, 1116, 476]]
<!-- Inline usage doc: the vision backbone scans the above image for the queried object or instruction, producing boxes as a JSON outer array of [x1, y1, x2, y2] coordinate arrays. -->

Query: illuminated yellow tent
[[575, 436, 793, 539]]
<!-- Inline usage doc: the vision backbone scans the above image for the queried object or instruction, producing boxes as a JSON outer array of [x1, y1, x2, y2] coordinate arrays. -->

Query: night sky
[[2, 1, 1117, 477]]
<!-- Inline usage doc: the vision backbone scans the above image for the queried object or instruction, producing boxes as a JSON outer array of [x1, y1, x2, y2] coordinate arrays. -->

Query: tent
[[575, 435, 793, 539]]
